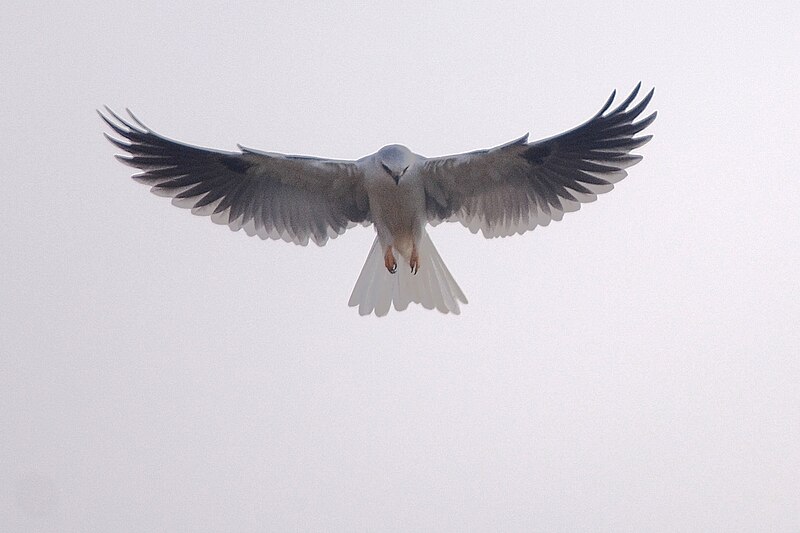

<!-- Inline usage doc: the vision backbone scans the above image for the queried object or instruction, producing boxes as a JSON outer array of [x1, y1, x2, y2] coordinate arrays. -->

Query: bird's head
[[377, 145, 414, 184]]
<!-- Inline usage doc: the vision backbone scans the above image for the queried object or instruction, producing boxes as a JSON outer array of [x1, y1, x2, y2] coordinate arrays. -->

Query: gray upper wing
[[100, 109, 369, 246], [421, 84, 656, 237]]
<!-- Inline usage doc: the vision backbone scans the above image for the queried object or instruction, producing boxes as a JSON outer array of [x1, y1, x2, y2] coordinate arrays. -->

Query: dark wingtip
[[625, 87, 655, 120], [125, 108, 150, 131], [640, 110, 658, 125], [97, 107, 115, 127], [113, 154, 139, 168], [593, 90, 616, 118], [609, 83, 642, 115], [102, 106, 142, 132], [102, 132, 132, 150], [98, 107, 136, 139]]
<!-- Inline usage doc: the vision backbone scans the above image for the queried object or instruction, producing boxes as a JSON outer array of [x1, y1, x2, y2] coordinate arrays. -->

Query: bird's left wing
[[100, 109, 369, 246], [421, 84, 656, 237]]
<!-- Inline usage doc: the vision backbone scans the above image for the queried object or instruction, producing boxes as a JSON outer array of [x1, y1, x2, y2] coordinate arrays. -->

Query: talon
[[410, 247, 419, 275], [384, 246, 397, 274]]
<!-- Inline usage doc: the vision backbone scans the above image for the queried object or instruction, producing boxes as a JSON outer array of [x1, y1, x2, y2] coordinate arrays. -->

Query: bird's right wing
[[100, 109, 370, 246]]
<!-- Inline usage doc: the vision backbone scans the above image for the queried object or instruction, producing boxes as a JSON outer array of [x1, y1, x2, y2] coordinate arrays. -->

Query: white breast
[[365, 168, 426, 258]]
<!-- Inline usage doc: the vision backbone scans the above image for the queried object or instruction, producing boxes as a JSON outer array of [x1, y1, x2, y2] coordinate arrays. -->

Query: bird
[[100, 83, 655, 317]]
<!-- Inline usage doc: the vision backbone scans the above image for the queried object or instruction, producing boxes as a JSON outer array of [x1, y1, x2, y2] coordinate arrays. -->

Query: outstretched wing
[[100, 109, 369, 246], [421, 83, 656, 237]]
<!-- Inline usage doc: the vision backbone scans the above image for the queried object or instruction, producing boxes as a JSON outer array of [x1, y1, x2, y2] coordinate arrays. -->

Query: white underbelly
[[368, 179, 425, 257]]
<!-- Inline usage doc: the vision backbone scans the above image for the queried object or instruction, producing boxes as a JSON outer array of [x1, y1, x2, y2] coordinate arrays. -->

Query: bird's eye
[[403, 166, 409, 174], [381, 163, 392, 174]]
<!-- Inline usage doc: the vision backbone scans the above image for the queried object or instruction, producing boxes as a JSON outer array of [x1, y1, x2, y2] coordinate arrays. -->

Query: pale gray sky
[[2, 1, 799, 531]]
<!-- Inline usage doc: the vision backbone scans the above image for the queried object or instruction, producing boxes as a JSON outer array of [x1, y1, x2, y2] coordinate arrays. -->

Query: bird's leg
[[410, 245, 419, 275], [384, 246, 397, 274]]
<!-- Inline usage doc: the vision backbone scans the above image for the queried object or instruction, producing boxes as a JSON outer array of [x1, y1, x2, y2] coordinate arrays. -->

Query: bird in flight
[[101, 83, 655, 316]]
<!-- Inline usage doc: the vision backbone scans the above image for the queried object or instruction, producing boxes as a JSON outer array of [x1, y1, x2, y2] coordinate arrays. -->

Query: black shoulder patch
[[220, 155, 251, 173], [343, 204, 369, 224], [521, 144, 552, 166], [425, 194, 453, 221]]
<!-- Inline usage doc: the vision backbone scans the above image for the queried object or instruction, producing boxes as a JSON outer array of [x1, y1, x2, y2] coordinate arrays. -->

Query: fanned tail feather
[[348, 232, 467, 316]]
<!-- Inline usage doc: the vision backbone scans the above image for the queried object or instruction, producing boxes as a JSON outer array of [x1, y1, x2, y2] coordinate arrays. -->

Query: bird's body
[[365, 146, 425, 261], [101, 84, 656, 316]]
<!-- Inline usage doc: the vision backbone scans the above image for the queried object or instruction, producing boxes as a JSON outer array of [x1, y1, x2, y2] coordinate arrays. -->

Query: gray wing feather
[[422, 84, 656, 237], [100, 108, 369, 246]]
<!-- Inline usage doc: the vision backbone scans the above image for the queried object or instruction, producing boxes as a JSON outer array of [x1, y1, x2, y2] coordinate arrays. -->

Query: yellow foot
[[384, 246, 397, 274]]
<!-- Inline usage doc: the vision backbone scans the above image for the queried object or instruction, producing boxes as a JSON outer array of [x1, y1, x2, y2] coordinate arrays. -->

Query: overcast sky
[[2, 1, 799, 531]]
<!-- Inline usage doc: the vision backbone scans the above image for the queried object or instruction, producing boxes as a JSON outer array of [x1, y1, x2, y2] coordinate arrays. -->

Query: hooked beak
[[382, 162, 402, 185]]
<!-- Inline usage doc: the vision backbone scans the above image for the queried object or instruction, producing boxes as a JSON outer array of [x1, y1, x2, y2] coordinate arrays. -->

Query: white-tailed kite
[[101, 84, 655, 316]]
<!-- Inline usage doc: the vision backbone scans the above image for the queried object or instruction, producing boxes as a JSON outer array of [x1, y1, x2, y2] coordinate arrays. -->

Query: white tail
[[348, 231, 468, 316]]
